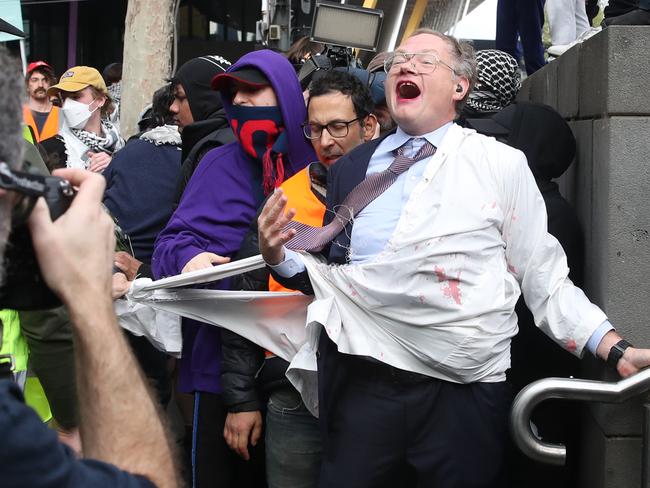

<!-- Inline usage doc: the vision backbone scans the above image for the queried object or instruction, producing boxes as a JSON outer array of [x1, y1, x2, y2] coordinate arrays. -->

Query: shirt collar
[[377, 121, 454, 155]]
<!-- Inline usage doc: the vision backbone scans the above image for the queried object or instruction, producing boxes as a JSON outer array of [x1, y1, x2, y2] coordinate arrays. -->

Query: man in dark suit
[[257, 29, 650, 488]]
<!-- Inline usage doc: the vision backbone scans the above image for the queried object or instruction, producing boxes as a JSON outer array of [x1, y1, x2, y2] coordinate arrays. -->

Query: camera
[[0, 163, 75, 310], [297, 1, 383, 90]]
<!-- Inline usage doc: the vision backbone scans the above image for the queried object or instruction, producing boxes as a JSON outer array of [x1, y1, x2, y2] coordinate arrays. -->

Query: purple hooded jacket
[[152, 50, 316, 393]]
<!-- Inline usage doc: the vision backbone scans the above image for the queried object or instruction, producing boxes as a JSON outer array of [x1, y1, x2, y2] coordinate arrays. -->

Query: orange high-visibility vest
[[268, 166, 326, 292], [23, 105, 60, 143]]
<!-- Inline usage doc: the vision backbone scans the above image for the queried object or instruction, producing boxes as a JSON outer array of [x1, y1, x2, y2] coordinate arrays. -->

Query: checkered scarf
[[467, 50, 521, 113], [108, 81, 122, 106], [70, 120, 124, 154]]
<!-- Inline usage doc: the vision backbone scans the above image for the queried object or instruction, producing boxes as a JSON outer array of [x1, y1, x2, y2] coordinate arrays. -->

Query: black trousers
[[318, 356, 512, 488], [495, 0, 546, 75]]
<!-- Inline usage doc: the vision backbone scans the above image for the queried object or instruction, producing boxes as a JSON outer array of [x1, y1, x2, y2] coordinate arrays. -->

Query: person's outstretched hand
[[258, 188, 297, 265], [181, 252, 230, 274]]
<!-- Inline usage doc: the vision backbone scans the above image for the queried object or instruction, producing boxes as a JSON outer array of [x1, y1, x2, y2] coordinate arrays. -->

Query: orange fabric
[[23, 105, 59, 143], [268, 166, 326, 292]]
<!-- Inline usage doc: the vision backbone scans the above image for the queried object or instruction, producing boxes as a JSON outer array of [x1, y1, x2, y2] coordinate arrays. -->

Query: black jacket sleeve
[[221, 215, 267, 412]]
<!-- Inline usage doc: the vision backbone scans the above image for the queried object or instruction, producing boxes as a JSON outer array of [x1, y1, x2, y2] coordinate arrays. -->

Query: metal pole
[[510, 369, 650, 465], [67, 0, 78, 67], [19, 39, 27, 75], [387, 0, 408, 51]]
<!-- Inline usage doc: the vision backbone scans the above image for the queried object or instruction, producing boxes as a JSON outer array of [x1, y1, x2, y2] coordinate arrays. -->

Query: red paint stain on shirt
[[491, 201, 497, 209], [507, 263, 517, 274], [566, 340, 577, 352], [434, 266, 463, 305], [434, 266, 446, 282]]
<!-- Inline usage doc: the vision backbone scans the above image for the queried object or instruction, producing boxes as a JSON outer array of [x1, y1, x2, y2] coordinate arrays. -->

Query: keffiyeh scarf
[[71, 120, 124, 154], [467, 49, 522, 113]]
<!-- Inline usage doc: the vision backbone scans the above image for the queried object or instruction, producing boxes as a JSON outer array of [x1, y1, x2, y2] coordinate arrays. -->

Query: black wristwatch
[[607, 340, 632, 370]]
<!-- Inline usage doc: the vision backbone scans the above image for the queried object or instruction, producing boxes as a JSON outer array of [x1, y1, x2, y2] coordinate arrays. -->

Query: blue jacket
[[103, 135, 182, 263]]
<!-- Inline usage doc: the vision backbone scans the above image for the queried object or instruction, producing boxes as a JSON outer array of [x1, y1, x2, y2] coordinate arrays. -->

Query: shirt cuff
[[586, 320, 615, 356], [267, 248, 306, 278]]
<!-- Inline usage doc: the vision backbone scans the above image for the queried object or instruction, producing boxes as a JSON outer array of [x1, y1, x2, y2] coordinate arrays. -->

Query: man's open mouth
[[397, 81, 421, 100]]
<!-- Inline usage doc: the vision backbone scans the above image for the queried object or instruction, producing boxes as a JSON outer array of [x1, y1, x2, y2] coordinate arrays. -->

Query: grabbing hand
[[28, 169, 115, 306], [87, 151, 112, 173], [114, 251, 142, 281], [258, 188, 297, 265], [617, 348, 650, 377], [223, 411, 263, 461], [112, 272, 132, 299], [181, 252, 230, 274]]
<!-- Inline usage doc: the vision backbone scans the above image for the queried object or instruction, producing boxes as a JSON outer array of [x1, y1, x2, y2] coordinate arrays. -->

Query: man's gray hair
[[409, 28, 477, 114], [0, 46, 25, 170]]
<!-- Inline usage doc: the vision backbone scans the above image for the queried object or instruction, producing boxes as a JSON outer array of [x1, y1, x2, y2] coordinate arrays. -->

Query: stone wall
[[517, 26, 650, 488]]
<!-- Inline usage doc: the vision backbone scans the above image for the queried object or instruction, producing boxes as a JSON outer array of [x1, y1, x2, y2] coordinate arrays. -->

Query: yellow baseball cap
[[47, 66, 108, 97]]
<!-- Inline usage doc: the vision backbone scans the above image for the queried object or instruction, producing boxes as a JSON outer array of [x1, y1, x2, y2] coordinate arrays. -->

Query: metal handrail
[[510, 367, 650, 466]]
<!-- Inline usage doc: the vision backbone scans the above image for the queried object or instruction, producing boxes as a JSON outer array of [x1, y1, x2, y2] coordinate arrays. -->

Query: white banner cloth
[[119, 276, 320, 412]]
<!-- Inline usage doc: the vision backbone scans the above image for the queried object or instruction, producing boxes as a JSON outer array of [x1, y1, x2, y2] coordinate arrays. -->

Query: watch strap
[[607, 339, 632, 370]]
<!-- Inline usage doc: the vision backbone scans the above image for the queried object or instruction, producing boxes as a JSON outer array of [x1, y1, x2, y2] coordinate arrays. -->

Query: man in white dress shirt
[[257, 29, 650, 488]]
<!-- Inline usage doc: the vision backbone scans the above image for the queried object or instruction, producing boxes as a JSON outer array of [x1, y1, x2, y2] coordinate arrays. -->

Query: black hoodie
[[171, 55, 236, 206], [470, 102, 584, 487]]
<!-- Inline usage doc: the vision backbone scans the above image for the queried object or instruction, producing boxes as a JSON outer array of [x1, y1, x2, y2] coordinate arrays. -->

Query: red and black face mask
[[230, 104, 288, 195]]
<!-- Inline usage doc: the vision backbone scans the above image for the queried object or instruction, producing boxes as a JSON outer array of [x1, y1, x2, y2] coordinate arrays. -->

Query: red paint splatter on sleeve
[[507, 263, 517, 274], [566, 340, 577, 352]]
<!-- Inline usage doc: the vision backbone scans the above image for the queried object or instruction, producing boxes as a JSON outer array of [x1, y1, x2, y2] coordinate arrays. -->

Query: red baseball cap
[[27, 61, 53, 76]]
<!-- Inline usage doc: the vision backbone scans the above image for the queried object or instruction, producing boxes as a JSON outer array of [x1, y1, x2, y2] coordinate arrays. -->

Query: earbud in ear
[[456, 85, 463, 93]]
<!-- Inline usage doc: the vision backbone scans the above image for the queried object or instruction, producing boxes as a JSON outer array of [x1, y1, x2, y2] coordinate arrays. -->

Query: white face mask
[[62, 98, 99, 129]]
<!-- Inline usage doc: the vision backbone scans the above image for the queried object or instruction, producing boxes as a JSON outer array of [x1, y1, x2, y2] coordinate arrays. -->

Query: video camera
[[297, 1, 384, 90], [0, 163, 75, 310]]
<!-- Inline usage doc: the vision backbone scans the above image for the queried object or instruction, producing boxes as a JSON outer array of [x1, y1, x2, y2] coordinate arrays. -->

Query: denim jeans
[[265, 385, 322, 488]]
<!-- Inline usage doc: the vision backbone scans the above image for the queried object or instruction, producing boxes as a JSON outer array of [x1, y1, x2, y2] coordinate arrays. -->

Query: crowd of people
[[496, 0, 649, 74], [2, 11, 650, 488]]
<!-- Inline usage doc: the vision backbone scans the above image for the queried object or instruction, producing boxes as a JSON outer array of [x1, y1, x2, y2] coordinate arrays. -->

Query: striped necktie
[[284, 139, 436, 252]]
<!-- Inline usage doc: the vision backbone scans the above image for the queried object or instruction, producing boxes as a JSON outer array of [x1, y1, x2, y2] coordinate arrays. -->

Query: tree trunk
[[120, 0, 177, 139]]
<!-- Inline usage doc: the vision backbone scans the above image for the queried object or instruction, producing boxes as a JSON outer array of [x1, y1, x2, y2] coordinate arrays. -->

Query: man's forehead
[[308, 91, 355, 121]]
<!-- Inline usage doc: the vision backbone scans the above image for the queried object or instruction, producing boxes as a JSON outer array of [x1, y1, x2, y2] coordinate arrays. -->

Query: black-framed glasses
[[383, 51, 456, 75], [302, 115, 367, 140], [0, 162, 73, 227]]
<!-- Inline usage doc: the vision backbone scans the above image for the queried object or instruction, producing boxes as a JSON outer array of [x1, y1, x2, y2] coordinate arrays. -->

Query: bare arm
[[28, 169, 180, 488]]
